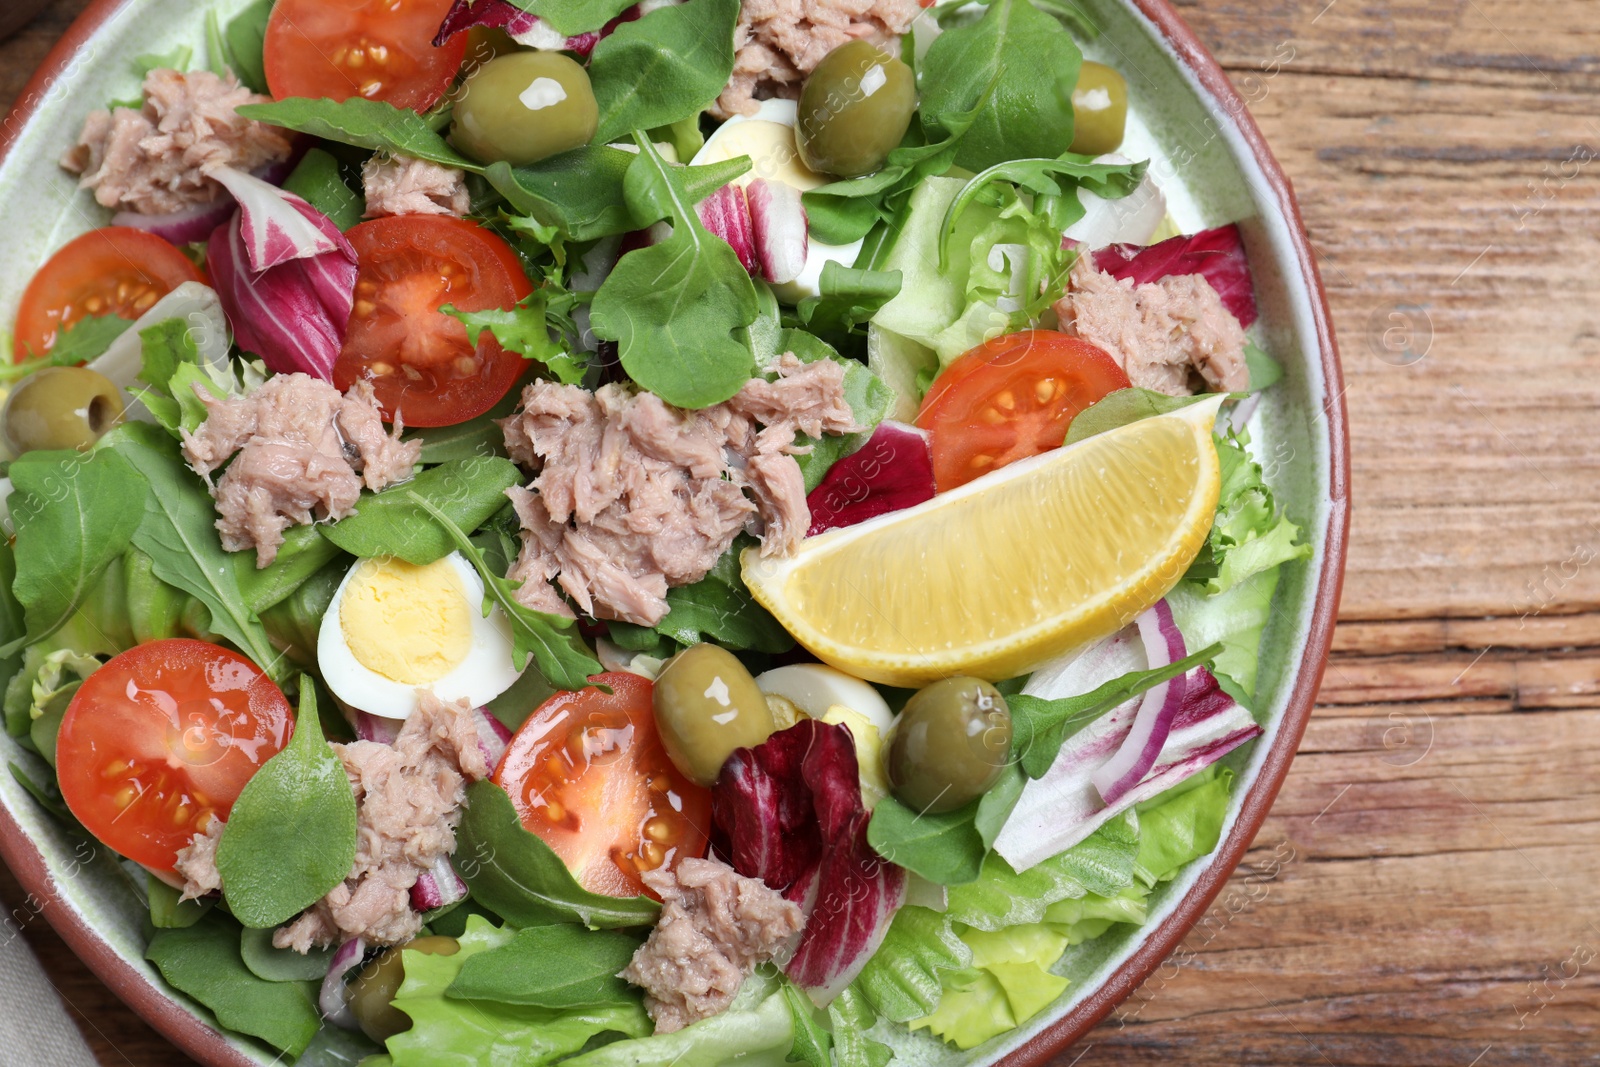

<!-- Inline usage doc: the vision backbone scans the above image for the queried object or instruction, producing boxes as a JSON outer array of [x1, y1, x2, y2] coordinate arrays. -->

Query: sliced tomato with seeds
[[915, 329, 1132, 492], [493, 672, 712, 900], [13, 227, 204, 359], [55, 640, 295, 874], [334, 215, 535, 427], [264, 0, 467, 113]]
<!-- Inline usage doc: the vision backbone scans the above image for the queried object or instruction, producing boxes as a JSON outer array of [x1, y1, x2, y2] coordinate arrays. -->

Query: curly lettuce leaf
[[1133, 766, 1234, 887], [560, 969, 792, 1067], [389, 914, 651, 1067], [1188, 428, 1312, 595], [909, 925, 1070, 1050]]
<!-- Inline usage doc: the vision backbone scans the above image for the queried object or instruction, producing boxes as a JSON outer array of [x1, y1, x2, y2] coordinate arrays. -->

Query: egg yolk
[[339, 557, 472, 685]]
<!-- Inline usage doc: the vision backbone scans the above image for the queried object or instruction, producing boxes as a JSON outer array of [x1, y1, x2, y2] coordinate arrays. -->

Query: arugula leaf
[[447, 924, 642, 1008], [320, 457, 520, 566], [240, 926, 335, 983], [407, 492, 602, 689], [229, 525, 344, 617], [795, 263, 903, 340], [146, 914, 322, 1056], [238, 97, 480, 171], [639, 536, 794, 653], [503, 0, 635, 35], [405, 389, 518, 466], [442, 286, 589, 385], [0, 541, 23, 695], [865, 765, 1025, 886], [781, 979, 832, 1067], [486, 151, 749, 243], [100, 423, 287, 681], [454, 780, 660, 928], [1064, 387, 1213, 445], [222, 0, 274, 93], [147, 876, 213, 930], [215, 683, 358, 928], [588, 0, 739, 144], [920, 0, 1083, 171], [1008, 643, 1222, 779], [591, 136, 758, 408], [284, 148, 365, 231], [390, 913, 651, 1067], [1, 449, 146, 658]]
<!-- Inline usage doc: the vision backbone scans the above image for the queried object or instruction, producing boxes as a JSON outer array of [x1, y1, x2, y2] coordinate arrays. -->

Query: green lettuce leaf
[[390, 914, 650, 1067], [560, 968, 791, 1067], [1133, 766, 1234, 887], [1168, 563, 1280, 706], [1187, 428, 1312, 595], [909, 925, 1070, 1050], [1041, 885, 1150, 944]]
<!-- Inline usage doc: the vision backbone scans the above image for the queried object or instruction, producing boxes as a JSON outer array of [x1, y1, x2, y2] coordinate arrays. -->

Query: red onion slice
[[112, 199, 236, 246], [747, 178, 808, 285], [696, 183, 757, 273], [474, 707, 511, 773], [410, 855, 469, 912], [319, 936, 368, 1030], [1091, 600, 1188, 805], [350, 709, 401, 745]]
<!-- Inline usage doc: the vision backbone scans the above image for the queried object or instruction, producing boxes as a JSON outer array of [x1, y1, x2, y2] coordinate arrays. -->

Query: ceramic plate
[[0, 2, 1348, 1064]]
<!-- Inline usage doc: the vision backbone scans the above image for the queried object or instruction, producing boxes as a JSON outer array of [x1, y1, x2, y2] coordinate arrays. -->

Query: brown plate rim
[[0, 1, 1349, 1064]]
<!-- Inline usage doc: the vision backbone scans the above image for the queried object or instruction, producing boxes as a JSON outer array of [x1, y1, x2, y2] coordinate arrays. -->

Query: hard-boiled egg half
[[319, 552, 521, 720], [691, 99, 862, 302]]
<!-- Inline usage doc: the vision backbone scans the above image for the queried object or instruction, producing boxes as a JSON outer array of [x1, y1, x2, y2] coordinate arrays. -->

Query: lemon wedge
[[741, 395, 1225, 686]]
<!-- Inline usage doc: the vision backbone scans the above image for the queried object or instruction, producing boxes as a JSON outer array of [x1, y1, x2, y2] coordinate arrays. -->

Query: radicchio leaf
[[806, 421, 936, 537], [1091, 223, 1258, 329], [206, 169, 358, 381], [433, 0, 641, 56], [713, 720, 907, 1005]]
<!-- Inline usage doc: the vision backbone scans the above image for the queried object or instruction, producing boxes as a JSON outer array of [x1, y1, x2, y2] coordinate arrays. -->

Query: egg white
[[691, 100, 864, 302], [318, 551, 522, 721], [756, 663, 895, 735]]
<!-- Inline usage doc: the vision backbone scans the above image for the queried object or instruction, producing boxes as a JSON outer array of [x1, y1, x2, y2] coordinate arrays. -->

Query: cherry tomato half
[[56, 640, 295, 873], [13, 228, 204, 359], [493, 672, 712, 899], [334, 215, 534, 427], [915, 329, 1132, 492], [264, 0, 467, 113]]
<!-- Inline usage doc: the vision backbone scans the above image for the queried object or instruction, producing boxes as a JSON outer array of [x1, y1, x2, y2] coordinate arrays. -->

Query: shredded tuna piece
[[621, 857, 805, 1033], [1053, 258, 1250, 396], [273, 693, 489, 953], [714, 0, 924, 118], [173, 816, 225, 902], [361, 154, 471, 218], [501, 355, 858, 625], [61, 69, 292, 216], [181, 374, 419, 568]]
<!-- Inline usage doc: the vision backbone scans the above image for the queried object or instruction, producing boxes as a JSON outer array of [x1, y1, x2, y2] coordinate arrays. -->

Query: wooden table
[[5, 0, 1599, 1064]]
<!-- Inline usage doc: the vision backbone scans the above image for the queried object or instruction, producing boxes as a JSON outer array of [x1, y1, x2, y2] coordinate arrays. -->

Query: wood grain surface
[[4, 0, 1599, 1065]]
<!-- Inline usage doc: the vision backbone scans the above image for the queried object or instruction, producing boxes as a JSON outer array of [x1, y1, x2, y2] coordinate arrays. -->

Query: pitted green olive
[[1069, 62, 1129, 156], [2, 366, 124, 454], [887, 677, 1013, 814], [450, 52, 599, 166], [796, 40, 917, 178], [653, 644, 777, 786], [349, 936, 459, 1044]]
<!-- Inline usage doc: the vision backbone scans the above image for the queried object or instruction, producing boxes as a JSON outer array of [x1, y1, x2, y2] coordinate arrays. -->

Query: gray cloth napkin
[[0, 918, 99, 1067]]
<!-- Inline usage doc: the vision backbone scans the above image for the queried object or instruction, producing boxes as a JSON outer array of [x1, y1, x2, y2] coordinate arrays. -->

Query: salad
[[0, 0, 1313, 1063]]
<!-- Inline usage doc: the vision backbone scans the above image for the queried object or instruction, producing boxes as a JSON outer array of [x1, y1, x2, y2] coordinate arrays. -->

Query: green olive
[[1, 366, 124, 455], [348, 936, 459, 1044], [1069, 62, 1129, 157], [653, 644, 777, 787], [796, 40, 916, 178], [450, 52, 599, 167], [887, 678, 1013, 815]]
